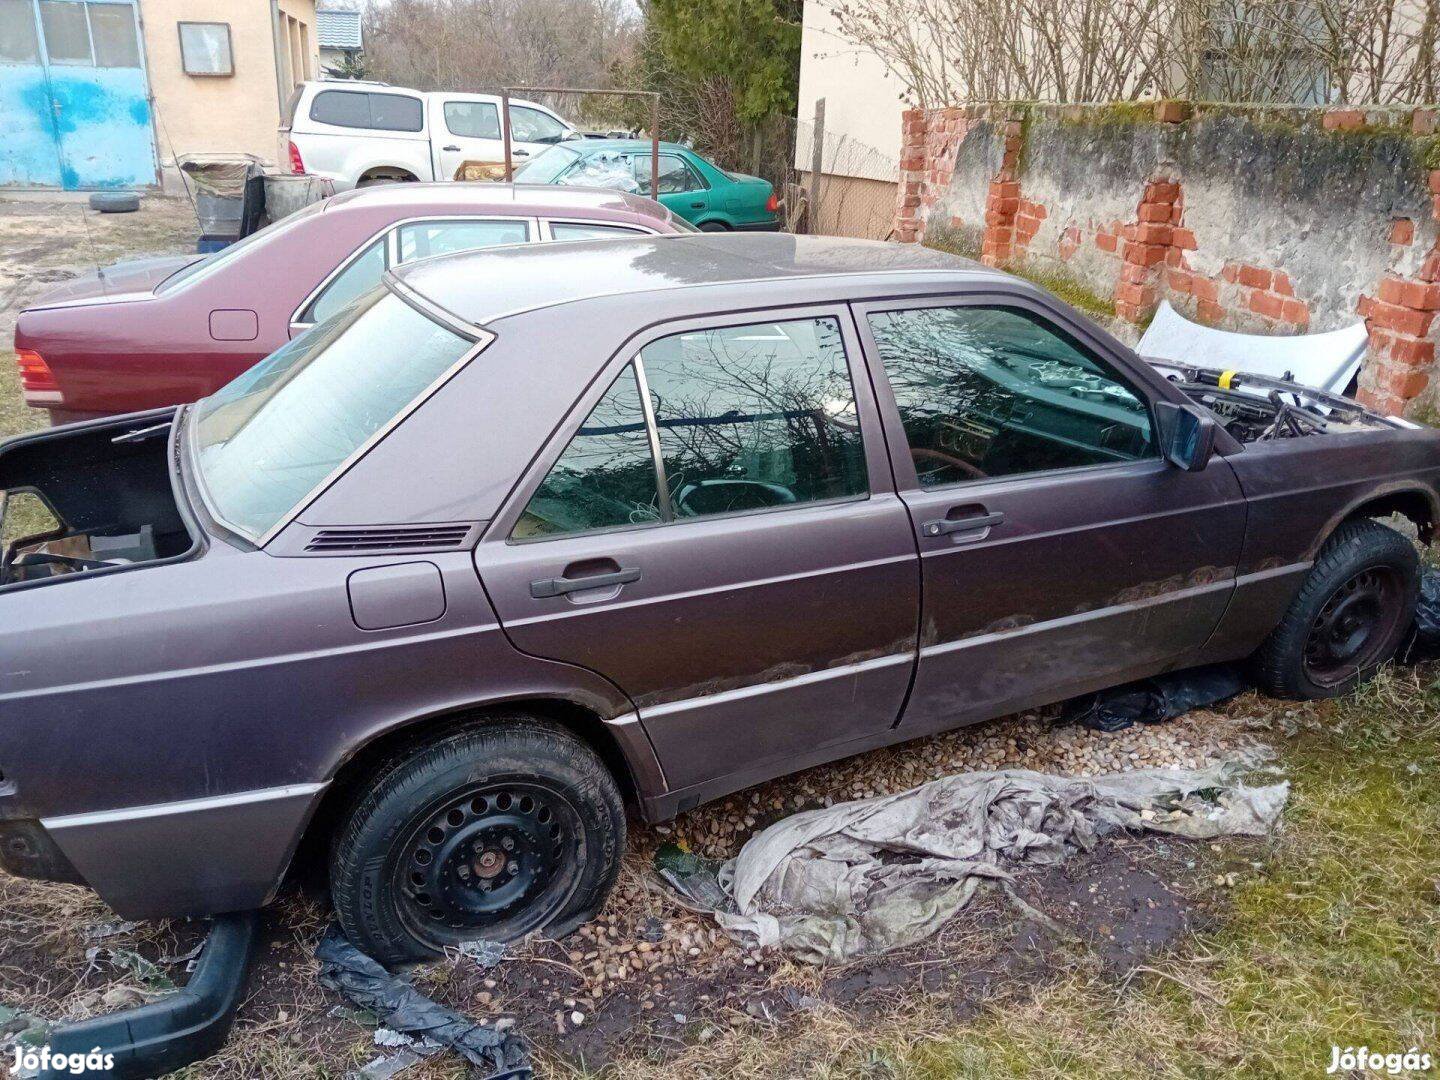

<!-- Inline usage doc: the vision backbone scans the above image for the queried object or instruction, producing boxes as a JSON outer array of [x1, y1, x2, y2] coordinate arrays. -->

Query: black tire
[[698, 221, 731, 232], [89, 191, 140, 213], [1253, 519, 1418, 699], [330, 717, 625, 966]]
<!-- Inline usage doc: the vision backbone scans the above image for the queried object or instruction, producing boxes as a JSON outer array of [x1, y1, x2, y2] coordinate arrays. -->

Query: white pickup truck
[[281, 81, 578, 190]]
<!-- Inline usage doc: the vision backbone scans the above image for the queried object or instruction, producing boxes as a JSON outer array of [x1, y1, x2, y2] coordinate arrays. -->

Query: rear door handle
[[921, 510, 1005, 538], [690, 201, 704, 208], [530, 566, 640, 598]]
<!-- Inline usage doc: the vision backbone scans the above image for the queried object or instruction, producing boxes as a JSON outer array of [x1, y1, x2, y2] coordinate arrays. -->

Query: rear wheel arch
[[288, 697, 647, 886], [357, 166, 419, 185]]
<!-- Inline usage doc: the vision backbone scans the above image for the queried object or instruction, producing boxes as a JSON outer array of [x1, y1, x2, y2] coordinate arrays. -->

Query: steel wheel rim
[[1303, 566, 1405, 687], [392, 780, 581, 948]]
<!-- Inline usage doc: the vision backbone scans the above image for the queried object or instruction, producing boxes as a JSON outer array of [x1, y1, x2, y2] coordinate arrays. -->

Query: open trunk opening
[[0, 412, 196, 590]]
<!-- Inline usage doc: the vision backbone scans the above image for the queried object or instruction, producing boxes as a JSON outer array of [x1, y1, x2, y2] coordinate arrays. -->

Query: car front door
[[855, 296, 1246, 734], [433, 96, 506, 180], [475, 309, 920, 807]]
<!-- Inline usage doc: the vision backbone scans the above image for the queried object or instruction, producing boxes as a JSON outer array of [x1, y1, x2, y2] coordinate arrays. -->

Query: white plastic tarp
[[1138, 299, 1368, 396], [702, 753, 1287, 964], [558, 151, 641, 194]]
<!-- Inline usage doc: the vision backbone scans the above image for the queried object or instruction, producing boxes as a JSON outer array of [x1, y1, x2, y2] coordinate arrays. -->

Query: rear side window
[[300, 239, 384, 325], [444, 101, 500, 139], [548, 222, 645, 241], [513, 364, 660, 540], [397, 219, 529, 261], [514, 316, 868, 539], [866, 306, 1155, 488], [643, 318, 867, 519], [310, 90, 423, 133], [631, 154, 701, 194]]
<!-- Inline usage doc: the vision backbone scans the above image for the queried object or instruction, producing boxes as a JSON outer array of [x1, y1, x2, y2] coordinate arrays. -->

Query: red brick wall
[[893, 102, 1440, 418]]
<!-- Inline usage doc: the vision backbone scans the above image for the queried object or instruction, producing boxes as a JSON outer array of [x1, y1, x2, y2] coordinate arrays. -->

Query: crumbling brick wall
[[893, 101, 1440, 419]]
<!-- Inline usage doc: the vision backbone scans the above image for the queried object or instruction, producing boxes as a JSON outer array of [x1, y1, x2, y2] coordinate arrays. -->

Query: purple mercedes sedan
[[1, 234, 1435, 968], [14, 184, 690, 424]]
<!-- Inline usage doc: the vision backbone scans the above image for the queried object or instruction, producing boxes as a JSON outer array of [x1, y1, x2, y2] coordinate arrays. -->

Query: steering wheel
[[910, 447, 987, 480]]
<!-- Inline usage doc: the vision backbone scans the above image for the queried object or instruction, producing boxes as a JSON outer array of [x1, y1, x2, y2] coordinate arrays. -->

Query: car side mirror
[[1155, 401, 1217, 472]]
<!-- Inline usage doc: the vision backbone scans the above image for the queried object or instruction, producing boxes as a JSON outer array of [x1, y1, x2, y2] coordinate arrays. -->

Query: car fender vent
[[304, 524, 474, 553]]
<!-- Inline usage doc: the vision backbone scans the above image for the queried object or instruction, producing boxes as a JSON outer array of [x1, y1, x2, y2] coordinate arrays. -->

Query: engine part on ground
[[39, 911, 260, 1079], [316, 926, 530, 1080]]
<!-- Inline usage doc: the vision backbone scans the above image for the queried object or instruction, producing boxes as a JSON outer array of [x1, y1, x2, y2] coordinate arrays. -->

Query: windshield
[[156, 200, 325, 294], [513, 144, 581, 184], [193, 289, 475, 542]]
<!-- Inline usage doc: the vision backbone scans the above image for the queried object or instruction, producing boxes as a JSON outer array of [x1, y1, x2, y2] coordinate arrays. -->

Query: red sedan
[[15, 184, 688, 423]]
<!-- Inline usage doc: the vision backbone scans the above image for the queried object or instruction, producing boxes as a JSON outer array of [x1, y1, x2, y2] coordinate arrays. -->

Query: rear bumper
[[733, 219, 782, 232], [29, 783, 325, 919]]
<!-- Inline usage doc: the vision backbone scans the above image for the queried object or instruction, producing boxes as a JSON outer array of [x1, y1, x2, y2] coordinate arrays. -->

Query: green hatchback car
[[514, 139, 780, 232]]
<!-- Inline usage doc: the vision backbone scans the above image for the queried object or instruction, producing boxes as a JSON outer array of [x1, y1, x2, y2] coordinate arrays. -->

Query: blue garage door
[[0, 0, 157, 189]]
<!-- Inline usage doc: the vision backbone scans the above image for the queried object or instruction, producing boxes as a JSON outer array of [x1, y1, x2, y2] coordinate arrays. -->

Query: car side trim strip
[[42, 783, 328, 832], [640, 651, 915, 720], [918, 577, 1236, 660]]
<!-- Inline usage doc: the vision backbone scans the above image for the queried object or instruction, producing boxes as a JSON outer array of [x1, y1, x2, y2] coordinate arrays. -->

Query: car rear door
[[431, 95, 506, 180], [475, 308, 920, 806], [628, 153, 711, 220], [853, 295, 1246, 734]]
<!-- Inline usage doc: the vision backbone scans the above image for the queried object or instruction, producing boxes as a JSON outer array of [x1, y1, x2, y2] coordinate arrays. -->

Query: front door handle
[[530, 566, 640, 598], [442, 144, 461, 152], [513, 149, 529, 157], [921, 510, 1005, 538]]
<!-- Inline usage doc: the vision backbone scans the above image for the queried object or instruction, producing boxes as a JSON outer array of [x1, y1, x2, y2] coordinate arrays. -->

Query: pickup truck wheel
[[329, 718, 625, 965], [1254, 520, 1418, 699]]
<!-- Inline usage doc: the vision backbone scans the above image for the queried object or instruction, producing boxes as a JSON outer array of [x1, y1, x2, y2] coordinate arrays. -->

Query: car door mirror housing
[[1155, 401, 1218, 472]]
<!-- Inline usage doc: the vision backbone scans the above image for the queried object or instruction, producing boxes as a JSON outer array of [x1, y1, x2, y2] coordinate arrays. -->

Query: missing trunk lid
[[0, 412, 198, 590]]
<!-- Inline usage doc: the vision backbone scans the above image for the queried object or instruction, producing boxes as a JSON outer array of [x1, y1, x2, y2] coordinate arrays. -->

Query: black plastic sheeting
[[1401, 569, 1440, 664], [1063, 663, 1249, 733], [316, 927, 530, 1080]]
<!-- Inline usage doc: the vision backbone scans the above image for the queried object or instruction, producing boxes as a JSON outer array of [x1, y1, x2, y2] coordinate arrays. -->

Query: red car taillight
[[766, 191, 779, 214], [287, 139, 306, 175], [16, 348, 58, 394]]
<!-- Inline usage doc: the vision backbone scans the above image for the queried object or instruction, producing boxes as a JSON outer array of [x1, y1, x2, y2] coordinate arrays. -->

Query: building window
[[178, 21, 233, 76]]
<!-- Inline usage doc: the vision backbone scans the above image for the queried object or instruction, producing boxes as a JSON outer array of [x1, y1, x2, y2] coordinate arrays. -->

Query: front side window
[[510, 105, 568, 143], [512, 144, 580, 184], [300, 238, 384, 325], [867, 306, 1155, 489], [195, 291, 474, 542], [643, 318, 867, 519], [397, 219, 529, 261], [444, 100, 500, 140], [513, 365, 660, 540]]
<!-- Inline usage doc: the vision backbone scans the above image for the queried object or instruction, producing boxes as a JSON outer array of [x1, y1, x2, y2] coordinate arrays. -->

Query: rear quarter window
[[310, 90, 423, 133]]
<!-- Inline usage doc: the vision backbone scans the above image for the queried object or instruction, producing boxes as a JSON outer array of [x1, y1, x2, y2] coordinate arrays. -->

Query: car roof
[[321, 181, 668, 221], [560, 138, 693, 155], [392, 232, 1000, 327]]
